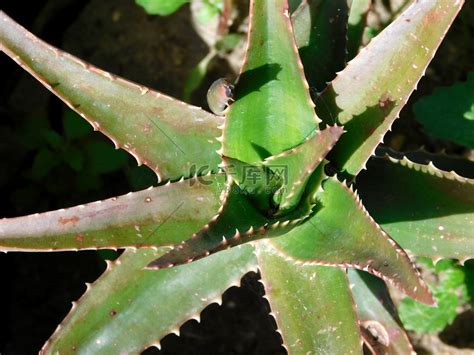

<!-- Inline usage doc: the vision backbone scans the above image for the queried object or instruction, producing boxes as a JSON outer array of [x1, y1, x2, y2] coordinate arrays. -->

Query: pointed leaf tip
[[357, 154, 474, 261], [0, 175, 226, 251], [0, 11, 222, 181], [44, 245, 257, 353], [224, 0, 319, 163], [319, 0, 464, 177], [270, 177, 435, 305]]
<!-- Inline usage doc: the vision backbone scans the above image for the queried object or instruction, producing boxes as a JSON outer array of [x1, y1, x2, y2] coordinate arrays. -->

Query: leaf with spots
[[318, 0, 464, 178], [357, 154, 474, 261], [256, 240, 362, 354], [0, 11, 222, 182], [0, 175, 226, 251], [43, 244, 258, 353]]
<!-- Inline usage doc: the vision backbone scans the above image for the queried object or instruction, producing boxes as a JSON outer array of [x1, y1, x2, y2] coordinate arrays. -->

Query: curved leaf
[[0, 176, 225, 251], [43, 244, 258, 354], [263, 125, 343, 212], [347, 0, 371, 60], [0, 11, 222, 182], [224, 0, 319, 163], [318, 0, 464, 177], [256, 240, 362, 354], [136, 0, 190, 16], [147, 163, 328, 270], [146, 181, 310, 269], [357, 155, 474, 261], [293, 0, 350, 91], [349, 270, 414, 354], [270, 177, 434, 305]]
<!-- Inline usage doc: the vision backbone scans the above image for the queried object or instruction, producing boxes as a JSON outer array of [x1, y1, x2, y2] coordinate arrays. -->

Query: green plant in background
[[398, 258, 473, 334], [0, 0, 472, 354], [137, 0, 245, 102], [6, 108, 156, 216], [136, 0, 191, 16]]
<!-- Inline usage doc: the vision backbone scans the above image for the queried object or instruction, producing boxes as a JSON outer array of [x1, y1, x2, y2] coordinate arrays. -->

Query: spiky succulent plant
[[1, 0, 472, 353]]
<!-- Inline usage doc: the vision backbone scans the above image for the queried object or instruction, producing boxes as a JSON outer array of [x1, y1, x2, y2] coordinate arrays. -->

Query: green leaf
[[215, 34, 242, 53], [318, 0, 464, 177], [135, 0, 190, 16], [0, 175, 225, 251], [349, 270, 414, 354], [63, 111, 92, 140], [224, 0, 319, 163], [183, 51, 215, 102], [414, 72, 474, 148], [222, 126, 342, 214], [346, 0, 371, 60], [147, 182, 271, 268], [31, 148, 60, 180], [270, 177, 434, 305], [256, 240, 362, 354], [221, 157, 282, 212], [193, 0, 223, 23], [289, 0, 303, 13], [86, 140, 128, 175], [0, 11, 222, 182], [147, 163, 328, 270], [43, 244, 257, 353], [465, 105, 474, 120], [398, 260, 467, 334], [62, 146, 84, 172], [399, 289, 458, 333], [41, 130, 65, 150], [357, 155, 474, 260], [263, 125, 343, 212], [293, 0, 350, 92]]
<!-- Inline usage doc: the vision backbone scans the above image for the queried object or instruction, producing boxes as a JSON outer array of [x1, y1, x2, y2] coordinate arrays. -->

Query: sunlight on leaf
[[135, 0, 190, 16]]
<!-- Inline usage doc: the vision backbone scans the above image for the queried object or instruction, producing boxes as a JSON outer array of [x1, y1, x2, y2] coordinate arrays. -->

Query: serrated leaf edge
[[147, 175, 314, 269], [0, 11, 222, 183], [255, 240, 363, 353], [264, 125, 344, 208], [380, 153, 474, 185], [324, 0, 464, 176], [0, 172, 225, 252], [41, 247, 260, 353], [269, 177, 434, 305]]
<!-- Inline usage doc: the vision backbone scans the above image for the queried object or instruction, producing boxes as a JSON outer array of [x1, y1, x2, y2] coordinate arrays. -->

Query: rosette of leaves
[[0, 0, 472, 353]]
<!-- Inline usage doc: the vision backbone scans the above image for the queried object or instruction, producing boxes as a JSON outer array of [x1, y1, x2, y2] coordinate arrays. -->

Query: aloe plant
[[0, 0, 472, 353]]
